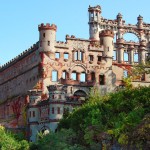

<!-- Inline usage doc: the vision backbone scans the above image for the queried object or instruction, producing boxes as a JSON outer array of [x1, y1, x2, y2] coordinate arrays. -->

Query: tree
[[0, 125, 29, 150], [58, 86, 150, 149]]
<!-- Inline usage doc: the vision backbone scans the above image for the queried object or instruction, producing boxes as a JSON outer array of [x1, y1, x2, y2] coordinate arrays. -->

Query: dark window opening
[[89, 55, 93, 61], [57, 107, 60, 114], [91, 72, 95, 81], [52, 107, 54, 114], [43, 33, 45, 38], [48, 41, 50, 46], [98, 56, 102, 61], [33, 111, 35, 117], [99, 75, 105, 85]]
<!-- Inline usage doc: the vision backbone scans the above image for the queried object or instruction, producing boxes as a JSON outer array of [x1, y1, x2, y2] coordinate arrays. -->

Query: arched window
[[52, 70, 58, 82]]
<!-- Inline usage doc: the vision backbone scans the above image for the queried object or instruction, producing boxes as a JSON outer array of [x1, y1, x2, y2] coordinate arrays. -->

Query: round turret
[[38, 23, 57, 53], [99, 30, 114, 58], [117, 13, 123, 27], [88, 5, 101, 41]]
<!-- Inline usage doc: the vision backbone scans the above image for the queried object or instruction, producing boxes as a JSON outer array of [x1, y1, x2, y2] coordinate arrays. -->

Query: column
[[118, 45, 124, 63], [77, 73, 80, 81]]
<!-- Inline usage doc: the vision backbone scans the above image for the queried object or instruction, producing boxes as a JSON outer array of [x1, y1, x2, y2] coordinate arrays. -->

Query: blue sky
[[0, 0, 150, 65]]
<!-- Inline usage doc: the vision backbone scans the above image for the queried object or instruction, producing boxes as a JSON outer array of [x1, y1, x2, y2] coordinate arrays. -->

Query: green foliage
[[31, 129, 86, 150], [58, 86, 150, 149], [0, 125, 29, 150]]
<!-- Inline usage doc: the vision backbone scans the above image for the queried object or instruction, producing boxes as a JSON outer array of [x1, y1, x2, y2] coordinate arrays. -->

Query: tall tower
[[99, 30, 114, 59], [88, 5, 101, 41], [38, 23, 57, 55]]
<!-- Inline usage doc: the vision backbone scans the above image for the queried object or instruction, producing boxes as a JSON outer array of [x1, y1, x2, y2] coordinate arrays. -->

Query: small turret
[[38, 23, 57, 53], [88, 5, 101, 41], [137, 15, 143, 29], [117, 13, 123, 27]]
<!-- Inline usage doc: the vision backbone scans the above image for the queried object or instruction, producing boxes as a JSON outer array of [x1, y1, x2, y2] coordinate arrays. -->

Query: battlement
[[88, 5, 101, 12], [0, 42, 39, 71], [99, 30, 114, 38], [38, 23, 57, 31]]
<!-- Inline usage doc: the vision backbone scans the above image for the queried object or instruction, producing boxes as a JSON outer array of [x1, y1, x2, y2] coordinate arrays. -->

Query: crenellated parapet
[[88, 5, 101, 13], [0, 42, 39, 71], [38, 23, 57, 31]]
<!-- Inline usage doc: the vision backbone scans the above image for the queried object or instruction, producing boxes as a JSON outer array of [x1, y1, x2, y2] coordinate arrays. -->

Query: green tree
[[0, 125, 29, 150]]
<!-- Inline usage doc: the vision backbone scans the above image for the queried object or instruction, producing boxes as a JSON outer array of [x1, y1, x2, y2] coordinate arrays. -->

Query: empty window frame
[[80, 72, 86, 82], [71, 72, 77, 80], [48, 41, 50, 46], [113, 50, 117, 60], [52, 70, 58, 82], [124, 51, 129, 62], [55, 52, 60, 59], [62, 71, 66, 79], [123, 70, 128, 78], [99, 75, 105, 85], [64, 53, 69, 59], [134, 52, 138, 62]]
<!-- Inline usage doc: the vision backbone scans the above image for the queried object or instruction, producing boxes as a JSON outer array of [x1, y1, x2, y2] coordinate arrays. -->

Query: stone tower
[[38, 23, 57, 57], [88, 5, 101, 41]]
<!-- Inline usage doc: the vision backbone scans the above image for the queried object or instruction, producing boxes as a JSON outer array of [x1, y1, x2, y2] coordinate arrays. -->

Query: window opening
[[71, 72, 77, 80], [52, 107, 54, 114], [57, 107, 60, 114], [89, 55, 93, 61], [134, 52, 138, 62], [55, 52, 60, 59], [99, 75, 105, 85], [123, 70, 128, 78], [52, 70, 58, 82], [91, 72, 95, 81], [113, 50, 117, 60], [64, 53, 69, 59], [80, 73, 86, 82], [98, 56, 102, 61], [124, 51, 129, 61]]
